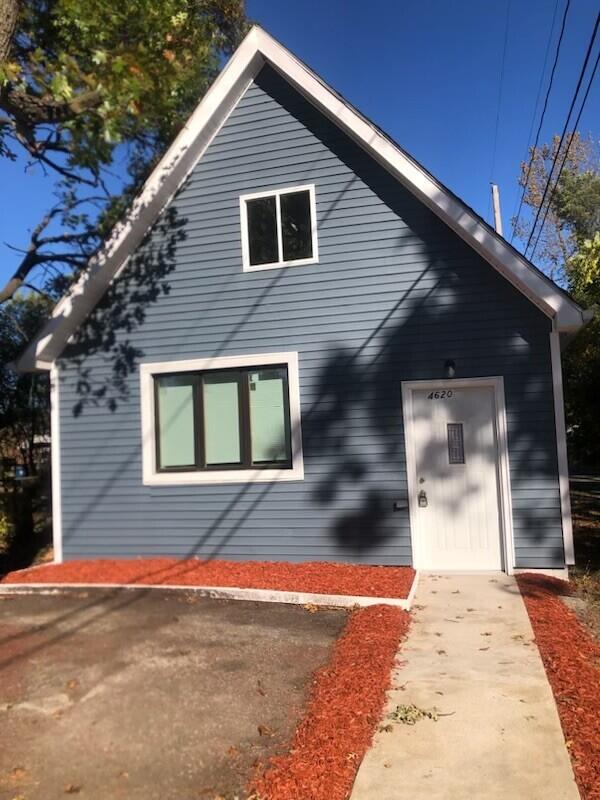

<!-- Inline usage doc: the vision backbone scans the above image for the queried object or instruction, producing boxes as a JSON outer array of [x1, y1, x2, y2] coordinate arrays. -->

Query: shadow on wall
[[60, 65, 564, 565], [62, 205, 187, 417]]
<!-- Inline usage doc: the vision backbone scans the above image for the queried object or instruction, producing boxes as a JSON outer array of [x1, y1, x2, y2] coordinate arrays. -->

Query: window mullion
[[154, 378, 162, 471], [239, 371, 252, 468], [196, 374, 206, 469], [275, 193, 283, 263]]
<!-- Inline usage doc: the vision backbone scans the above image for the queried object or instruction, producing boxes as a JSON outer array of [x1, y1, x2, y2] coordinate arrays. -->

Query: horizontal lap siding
[[57, 66, 564, 567]]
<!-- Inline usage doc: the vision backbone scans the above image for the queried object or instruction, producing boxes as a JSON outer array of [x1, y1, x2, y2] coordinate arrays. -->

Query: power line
[[529, 45, 600, 261], [511, 0, 571, 242], [509, 0, 560, 236], [489, 0, 512, 192], [525, 11, 600, 256]]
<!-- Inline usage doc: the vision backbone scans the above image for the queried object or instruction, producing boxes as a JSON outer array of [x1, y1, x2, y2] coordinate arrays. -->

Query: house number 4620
[[427, 390, 454, 399]]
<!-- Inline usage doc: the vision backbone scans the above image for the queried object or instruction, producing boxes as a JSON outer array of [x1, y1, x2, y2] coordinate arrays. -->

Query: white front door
[[406, 383, 504, 570]]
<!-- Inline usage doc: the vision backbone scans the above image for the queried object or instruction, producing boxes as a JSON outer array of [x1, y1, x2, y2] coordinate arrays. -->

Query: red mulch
[[1, 558, 415, 599], [517, 573, 600, 800], [249, 604, 410, 800]]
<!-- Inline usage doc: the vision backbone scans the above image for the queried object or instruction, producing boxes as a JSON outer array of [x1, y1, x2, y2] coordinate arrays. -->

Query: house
[[18, 27, 589, 574]]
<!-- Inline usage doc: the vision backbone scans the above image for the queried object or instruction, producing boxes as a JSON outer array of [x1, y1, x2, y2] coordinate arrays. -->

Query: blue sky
[[1, 0, 598, 288]]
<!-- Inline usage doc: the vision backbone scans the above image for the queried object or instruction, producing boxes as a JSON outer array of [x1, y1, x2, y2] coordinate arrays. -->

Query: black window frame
[[154, 364, 293, 473]]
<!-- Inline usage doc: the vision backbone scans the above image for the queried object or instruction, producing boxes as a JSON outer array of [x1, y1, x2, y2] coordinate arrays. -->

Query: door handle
[[418, 489, 428, 508]]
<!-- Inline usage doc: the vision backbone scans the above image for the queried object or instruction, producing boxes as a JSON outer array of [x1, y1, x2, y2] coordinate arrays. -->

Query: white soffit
[[18, 26, 585, 370]]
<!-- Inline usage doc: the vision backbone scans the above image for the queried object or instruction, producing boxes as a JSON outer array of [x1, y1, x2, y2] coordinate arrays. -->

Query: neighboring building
[[19, 28, 588, 572]]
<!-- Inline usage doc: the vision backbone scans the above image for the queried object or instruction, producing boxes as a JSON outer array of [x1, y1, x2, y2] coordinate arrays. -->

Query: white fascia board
[[18, 26, 585, 371], [254, 30, 584, 331], [17, 29, 267, 371]]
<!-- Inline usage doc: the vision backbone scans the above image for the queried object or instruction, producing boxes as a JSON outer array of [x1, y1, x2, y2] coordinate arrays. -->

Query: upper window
[[140, 353, 304, 485], [240, 185, 318, 271]]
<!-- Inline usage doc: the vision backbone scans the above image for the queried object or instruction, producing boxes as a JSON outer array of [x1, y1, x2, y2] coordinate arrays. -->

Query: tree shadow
[[62, 205, 187, 417]]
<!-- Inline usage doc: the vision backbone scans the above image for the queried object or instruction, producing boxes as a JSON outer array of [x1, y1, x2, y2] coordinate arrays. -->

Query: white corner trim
[[401, 377, 516, 574], [549, 330, 575, 565], [49, 365, 63, 563], [139, 351, 304, 485], [239, 183, 319, 272], [17, 25, 586, 372]]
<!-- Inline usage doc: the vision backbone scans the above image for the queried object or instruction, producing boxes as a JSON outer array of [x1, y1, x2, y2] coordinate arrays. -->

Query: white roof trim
[[19, 26, 585, 370]]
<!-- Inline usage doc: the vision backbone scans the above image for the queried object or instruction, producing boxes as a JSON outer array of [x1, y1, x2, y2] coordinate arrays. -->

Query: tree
[[0, 294, 51, 472], [514, 134, 600, 466], [512, 132, 600, 283], [0, 0, 247, 302]]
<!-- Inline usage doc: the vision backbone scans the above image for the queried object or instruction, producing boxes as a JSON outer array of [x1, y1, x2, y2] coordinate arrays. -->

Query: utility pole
[[491, 183, 503, 237]]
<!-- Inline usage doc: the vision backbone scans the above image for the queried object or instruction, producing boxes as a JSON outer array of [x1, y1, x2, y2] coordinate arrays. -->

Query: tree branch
[[0, 0, 19, 63], [0, 84, 102, 127]]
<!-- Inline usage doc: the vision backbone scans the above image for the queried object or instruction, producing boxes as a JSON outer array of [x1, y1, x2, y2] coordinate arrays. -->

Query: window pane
[[157, 377, 195, 468], [249, 368, 290, 463], [247, 196, 278, 265], [203, 374, 241, 465], [447, 423, 465, 464], [281, 190, 312, 262]]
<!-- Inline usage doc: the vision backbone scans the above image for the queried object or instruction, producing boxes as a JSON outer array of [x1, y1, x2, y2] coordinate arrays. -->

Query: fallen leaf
[[256, 680, 267, 697], [479, 647, 490, 651], [257, 724, 275, 737], [481, 632, 492, 637], [10, 766, 27, 781], [66, 679, 79, 690], [64, 784, 81, 794]]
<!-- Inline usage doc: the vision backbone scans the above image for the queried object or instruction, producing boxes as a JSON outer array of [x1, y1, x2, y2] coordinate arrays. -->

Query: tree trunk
[[0, 0, 19, 63]]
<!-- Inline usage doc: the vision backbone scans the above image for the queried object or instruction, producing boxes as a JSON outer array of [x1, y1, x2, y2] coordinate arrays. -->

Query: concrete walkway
[[351, 573, 580, 800]]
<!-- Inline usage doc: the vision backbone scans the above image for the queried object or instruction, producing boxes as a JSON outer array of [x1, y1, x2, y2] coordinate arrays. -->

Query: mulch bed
[[517, 573, 600, 800], [1, 558, 415, 599], [249, 604, 410, 800]]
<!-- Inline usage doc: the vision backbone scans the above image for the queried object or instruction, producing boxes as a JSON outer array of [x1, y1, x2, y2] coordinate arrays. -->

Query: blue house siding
[[57, 65, 565, 568]]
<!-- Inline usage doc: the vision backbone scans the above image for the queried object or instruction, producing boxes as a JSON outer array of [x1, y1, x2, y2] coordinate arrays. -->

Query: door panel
[[409, 385, 503, 570]]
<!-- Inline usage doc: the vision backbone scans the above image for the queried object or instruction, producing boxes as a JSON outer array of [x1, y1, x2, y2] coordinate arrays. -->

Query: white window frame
[[140, 352, 304, 485], [239, 184, 319, 272]]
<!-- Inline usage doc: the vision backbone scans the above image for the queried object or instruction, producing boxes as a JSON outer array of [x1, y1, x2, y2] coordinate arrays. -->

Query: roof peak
[[18, 26, 585, 370]]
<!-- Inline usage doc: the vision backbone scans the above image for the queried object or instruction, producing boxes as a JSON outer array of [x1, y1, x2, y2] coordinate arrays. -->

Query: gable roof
[[18, 25, 587, 371]]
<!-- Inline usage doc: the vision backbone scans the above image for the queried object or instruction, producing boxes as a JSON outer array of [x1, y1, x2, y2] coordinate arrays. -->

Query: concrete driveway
[[351, 573, 580, 800], [0, 589, 346, 800]]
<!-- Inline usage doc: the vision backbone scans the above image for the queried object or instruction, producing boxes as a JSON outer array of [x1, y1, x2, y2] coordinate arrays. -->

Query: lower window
[[140, 353, 303, 484]]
